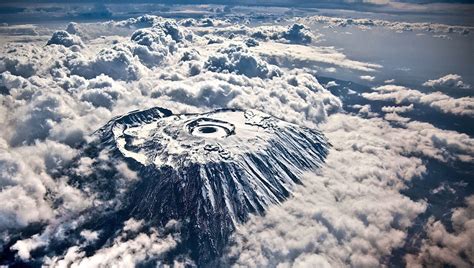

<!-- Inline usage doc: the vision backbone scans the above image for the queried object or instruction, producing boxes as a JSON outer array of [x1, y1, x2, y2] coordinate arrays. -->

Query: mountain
[[15, 107, 330, 266]]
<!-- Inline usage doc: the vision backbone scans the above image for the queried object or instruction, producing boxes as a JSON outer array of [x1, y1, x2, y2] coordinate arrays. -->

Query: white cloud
[[47, 30, 84, 48], [123, 218, 144, 232], [79, 230, 99, 243], [44, 219, 181, 268], [362, 85, 474, 117], [384, 112, 411, 123], [351, 104, 378, 117], [11, 233, 49, 260], [68, 44, 145, 81], [325, 67, 337, 73], [149, 70, 342, 125], [250, 23, 317, 44], [381, 104, 414, 113], [226, 111, 474, 266], [251, 42, 382, 72], [0, 17, 343, 239], [423, 74, 471, 89], [405, 195, 474, 268], [360, 75, 375, 81], [205, 44, 282, 79], [325, 81, 339, 88], [226, 113, 430, 267], [300, 15, 473, 35], [0, 14, 472, 267]]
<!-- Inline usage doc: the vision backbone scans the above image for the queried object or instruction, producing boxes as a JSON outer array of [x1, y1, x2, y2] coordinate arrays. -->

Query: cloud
[[251, 42, 382, 72], [1, 57, 37, 78], [0, 16, 342, 246], [19, 218, 182, 267], [0, 14, 472, 267], [130, 20, 193, 68], [405, 195, 474, 268], [250, 23, 317, 44], [0, 138, 90, 232], [57, 18, 196, 81], [225, 113, 430, 267], [79, 230, 99, 243], [351, 104, 378, 117], [360, 75, 375, 81], [47, 31, 84, 48], [325, 81, 339, 88], [78, 74, 129, 110], [68, 44, 145, 81], [362, 85, 474, 117], [205, 44, 282, 79], [225, 110, 474, 266], [300, 14, 472, 35], [168, 19, 380, 72], [8, 94, 75, 146], [381, 104, 414, 113], [150, 69, 342, 125], [0, 24, 39, 36], [423, 74, 471, 89]]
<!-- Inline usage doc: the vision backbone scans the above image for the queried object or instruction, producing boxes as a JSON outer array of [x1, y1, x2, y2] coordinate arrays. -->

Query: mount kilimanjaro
[[8, 107, 329, 266]]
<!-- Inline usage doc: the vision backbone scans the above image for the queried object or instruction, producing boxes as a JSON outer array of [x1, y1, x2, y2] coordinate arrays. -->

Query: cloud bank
[[362, 85, 474, 117], [423, 74, 471, 89], [405, 195, 474, 268], [0, 13, 472, 267]]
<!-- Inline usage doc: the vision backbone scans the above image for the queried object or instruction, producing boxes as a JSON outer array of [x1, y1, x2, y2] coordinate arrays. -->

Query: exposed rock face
[[87, 107, 328, 264], [27, 107, 329, 265]]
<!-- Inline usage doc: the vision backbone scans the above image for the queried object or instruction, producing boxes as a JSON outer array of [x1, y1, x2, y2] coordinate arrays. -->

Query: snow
[[110, 108, 325, 167], [99, 106, 329, 226]]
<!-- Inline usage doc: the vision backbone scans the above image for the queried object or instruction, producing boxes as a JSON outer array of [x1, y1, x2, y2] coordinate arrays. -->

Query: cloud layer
[[423, 74, 471, 89], [362, 85, 474, 117], [405, 195, 474, 268], [0, 14, 472, 267]]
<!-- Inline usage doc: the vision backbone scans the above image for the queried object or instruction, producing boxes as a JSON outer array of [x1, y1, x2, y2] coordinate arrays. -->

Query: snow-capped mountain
[[84, 107, 329, 264], [13, 107, 328, 266]]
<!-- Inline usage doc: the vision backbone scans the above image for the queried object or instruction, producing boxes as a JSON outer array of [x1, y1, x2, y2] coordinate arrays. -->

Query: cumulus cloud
[[68, 44, 145, 81], [251, 42, 382, 72], [250, 23, 316, 44], [0, 149, 53, 229], [1, 13, 472, 267], [79, 230, 99, 243], [362, 85, 474, 117], [352, 104, 378, 117], [37, 218, 181, 267], [225, 113, 430, 267], [381, 104, 414, 113], [226, 110, 474, 266], [360, 75, 375, 81], [205, 44, 282, 79], [423, 74, 471, 89], [1, 56, 37, 78], [325, 81, 339, 88], [47, 31, 84, 48], [405, 195, 474, 268], [129, 20, 192, 68], [300, 15, 472, 35], [150, 69, 342, 125], [0, 15, 343, 246]]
